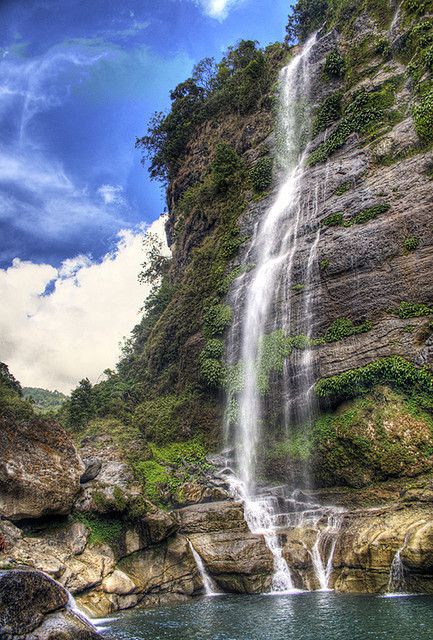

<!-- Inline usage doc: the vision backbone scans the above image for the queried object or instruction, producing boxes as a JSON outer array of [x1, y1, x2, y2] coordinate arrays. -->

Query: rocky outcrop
[[0, 569, 99, 640], [280, 480, 433, 594], [0, 416, 84, 521], [178, 501, 274, 593]]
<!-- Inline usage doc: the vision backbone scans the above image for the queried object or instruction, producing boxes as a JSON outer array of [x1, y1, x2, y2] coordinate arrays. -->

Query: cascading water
[[188, 541, 220, 596], [224, 34, 345, 593]]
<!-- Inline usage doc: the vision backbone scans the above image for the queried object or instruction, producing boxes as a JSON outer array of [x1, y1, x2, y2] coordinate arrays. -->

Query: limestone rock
[[178, 501, 273, 593], [0, 417, 84, 521], [0, 569, 99, 640]]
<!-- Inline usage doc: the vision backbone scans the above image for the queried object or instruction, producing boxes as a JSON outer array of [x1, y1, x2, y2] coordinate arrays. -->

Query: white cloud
[[97, 184, 125, 206], [0, 216, 170, 393], [195, 0, 241, 20]]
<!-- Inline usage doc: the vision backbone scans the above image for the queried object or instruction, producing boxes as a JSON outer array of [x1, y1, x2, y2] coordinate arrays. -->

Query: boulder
[[0, 569, 99, 640], [0, 416, 84, 521], [178, 501, 274, 593]]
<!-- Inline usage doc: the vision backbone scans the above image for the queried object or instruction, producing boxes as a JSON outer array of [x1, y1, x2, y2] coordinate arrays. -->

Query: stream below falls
[[98, 592, 433, 640]]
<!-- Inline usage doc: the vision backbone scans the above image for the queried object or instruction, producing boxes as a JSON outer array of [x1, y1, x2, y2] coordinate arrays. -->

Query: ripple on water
[[100, 592, 433, 640]]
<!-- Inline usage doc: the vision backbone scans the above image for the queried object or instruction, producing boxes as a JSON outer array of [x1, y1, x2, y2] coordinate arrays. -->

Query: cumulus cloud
[[194, 0, 242, 20], [0, 216, 170, 393]]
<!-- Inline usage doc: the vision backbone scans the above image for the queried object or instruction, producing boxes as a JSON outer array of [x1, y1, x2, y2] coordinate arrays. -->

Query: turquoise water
[[100, 592, 433, 640]]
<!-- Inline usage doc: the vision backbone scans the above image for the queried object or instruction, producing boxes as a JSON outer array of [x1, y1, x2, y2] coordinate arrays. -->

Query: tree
[[285, 0, 329, 45], [0, 362, 22, 396], [138, 233, 170, 286], [68, 378, 94, 430]]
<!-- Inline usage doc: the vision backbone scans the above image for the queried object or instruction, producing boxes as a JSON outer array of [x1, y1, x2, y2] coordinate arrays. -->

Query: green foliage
[[334, 181, 351, 196], [133, 460, 176, 505], [324, 50, 345, 78], [0, 363, 34, 420], [313, 93, 342, 136], [200, 358, 226, 387], [73, 515, 123, 547], [269, 432, 312, 462], [285, 0, 328, 44], [323, 318, 373, 342], [133, 393, 199, 445], [67, 378, 94, 430], [211, 142, 243, 193], [321, 204, 390, 227], [22, 387, 66, 413], [250, 156, 273, 193], [394, 301, 433, 318], [319, 258, 330, 270], [203, 303, 233, 338], [133, 438, 208, 506], [413, 89, 433, 142], [315, 356, 433, 402], [322, 212, 344, 227], [136, 40, 277, 182], [375, 38, 392, 59], [309, 83, 398, 165], [350, 203, 390, 224], [404, 235, 420, 251]]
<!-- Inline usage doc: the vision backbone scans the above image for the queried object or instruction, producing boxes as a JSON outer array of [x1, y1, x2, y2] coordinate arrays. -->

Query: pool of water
[[98, 592, 433, 640]]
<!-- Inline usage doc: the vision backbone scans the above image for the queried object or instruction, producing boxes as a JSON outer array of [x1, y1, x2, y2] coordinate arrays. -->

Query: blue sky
[[0, 0, 291, 390], [0, 0, 290, 268]]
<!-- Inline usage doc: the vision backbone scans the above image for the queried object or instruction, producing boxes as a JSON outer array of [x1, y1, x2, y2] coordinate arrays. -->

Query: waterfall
[[188, 541, 220, 596], [224, 34, 321, 592], [67, 592, 98, 630], [310, 512, 344, 591], [387, 550, 407, 594]]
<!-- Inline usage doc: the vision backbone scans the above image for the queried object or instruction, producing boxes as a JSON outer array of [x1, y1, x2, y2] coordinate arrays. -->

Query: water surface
[[100, 592, 433, 640]]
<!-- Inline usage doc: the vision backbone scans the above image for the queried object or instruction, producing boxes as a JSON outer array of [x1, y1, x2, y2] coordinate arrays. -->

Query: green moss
[[132, 393, 201, 445], [315, 356, 433, 403], [132, 438, 208, 507], [334, 181, 351, 196], [322, 212, 344, 227], [73, 515, 123, 547], [321, 203, 390, 228], [319, 258, 330, 270], [322, 318, 373, 343], [404, 235, 420, 252], [250, 156, 273, 193]]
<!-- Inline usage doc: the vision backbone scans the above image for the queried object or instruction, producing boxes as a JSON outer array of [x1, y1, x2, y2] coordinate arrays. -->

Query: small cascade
[[67, 593, 98, 630], [310, 512, 344, 591], [387, 549, 407, 594], [188, 541, 220, 596], [243, 493, 296, 593]]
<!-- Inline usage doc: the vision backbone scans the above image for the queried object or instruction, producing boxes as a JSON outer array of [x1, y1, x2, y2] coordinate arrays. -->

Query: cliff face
[[127, 0, 433, 488]]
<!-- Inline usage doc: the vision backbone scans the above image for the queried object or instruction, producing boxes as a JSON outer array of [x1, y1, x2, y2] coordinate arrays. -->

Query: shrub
[[404, 235, 419, 251], [324, 50, 345, 78], [313, 92, 342, 136], [203, 303, 233, 337], [323, 318, 373, 342], [322, 212, 344, 227], [250, 157, 273, 193], [211, 142, 243, 193], [413, 89, 433, 142], [395, 301, 433, 318], [73, 515, 123, 547], [200, 358, 226, 387], [132, 394, 197, 444], [315, 356, 433, 402]]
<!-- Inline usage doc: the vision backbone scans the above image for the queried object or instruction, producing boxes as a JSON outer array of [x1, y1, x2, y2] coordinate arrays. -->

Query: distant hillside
[[22, 387, 67, 412]]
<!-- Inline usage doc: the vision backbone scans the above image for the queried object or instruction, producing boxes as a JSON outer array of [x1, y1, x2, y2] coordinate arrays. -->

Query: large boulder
[[0, 416, 84, 521], [0, 569, 99, 640], [178, 501, 274, 593]]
